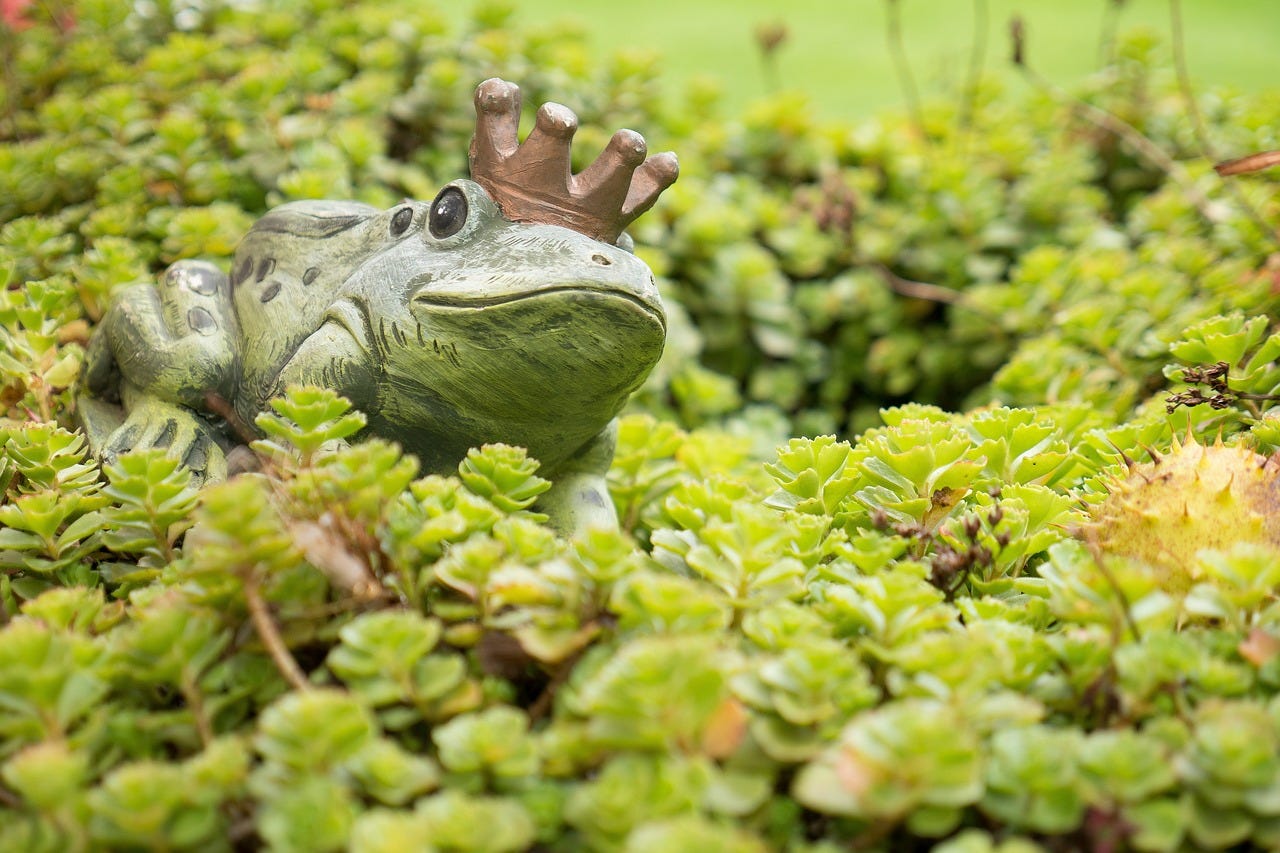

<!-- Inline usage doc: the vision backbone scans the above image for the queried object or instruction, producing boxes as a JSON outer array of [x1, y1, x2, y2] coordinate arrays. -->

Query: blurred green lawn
[[451, 0, 1277, 119]]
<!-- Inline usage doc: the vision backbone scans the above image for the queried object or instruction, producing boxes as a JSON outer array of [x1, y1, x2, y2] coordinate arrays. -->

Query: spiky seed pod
[[1085, 435, 1280, 592]]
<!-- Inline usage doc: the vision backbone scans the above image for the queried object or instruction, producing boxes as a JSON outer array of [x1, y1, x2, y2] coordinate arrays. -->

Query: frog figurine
[[79, 79, 678, 533]]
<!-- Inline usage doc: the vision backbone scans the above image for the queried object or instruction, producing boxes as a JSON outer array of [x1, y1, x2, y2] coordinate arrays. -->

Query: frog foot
[[469, 78, 679, 245], [102, 392, 227, 486], [90, 261, 239, 410]]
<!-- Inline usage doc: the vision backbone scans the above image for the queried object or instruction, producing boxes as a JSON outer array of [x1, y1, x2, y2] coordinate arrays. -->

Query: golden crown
[[468, 78, 679, 245]]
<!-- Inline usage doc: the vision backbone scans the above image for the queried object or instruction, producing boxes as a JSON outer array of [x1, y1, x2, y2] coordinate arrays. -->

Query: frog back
[[229, 200, 383, 404]]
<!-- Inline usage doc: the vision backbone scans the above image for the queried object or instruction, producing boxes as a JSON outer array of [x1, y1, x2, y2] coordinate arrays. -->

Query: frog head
[[357, 177, 667, 472], [346, 79, 678, 472]]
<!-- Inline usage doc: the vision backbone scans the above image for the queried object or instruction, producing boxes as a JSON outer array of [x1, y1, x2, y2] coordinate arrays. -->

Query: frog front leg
[[81, 260, 239, 482], [269, 302, 378, 411], [261, 300, 379, 461], [537, 421, 619, 536]]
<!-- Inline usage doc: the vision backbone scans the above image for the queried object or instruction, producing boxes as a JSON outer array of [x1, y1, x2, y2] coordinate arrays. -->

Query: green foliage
[[1, 424, 101, 494], [326, 610, 470, 722], [5, 1, 1280, 849], [99, 449, 198, 565], [254, 384, 369, 468], [0, 275, 84, 422], [794, 698, 983, 834], [457, 444, 552, 515]]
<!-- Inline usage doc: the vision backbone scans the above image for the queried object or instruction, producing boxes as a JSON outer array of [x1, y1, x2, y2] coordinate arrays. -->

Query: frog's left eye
[[429, 187, 468, 239], [390, 207, 414, 237]]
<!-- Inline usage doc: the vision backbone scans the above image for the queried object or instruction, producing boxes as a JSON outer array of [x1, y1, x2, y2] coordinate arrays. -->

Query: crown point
[[608, 129, 648, 165], [621, 152, 680, 220], [647, 151, 680, 182], [476, 77, 519, 112], [535, 102, 579, 138]]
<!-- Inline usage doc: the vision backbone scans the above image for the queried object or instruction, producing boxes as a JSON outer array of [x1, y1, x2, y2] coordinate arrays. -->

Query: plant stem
[[1169, 0, 1275, 244], [0, 784, 21, 808], [1168, 0, 1210, 157], [884, 0, 925, 139], [152, 515, 177, 565], [0, 35, 18, 140], [1097, 0, 1124, 69], [243, 577, 310, 692], [1216, 151, 1280, 177], [957, 0, 987, 134], [180, 670, 214, 746], [873, 264, 1004, 325], [1013, 49, 1223, 228], [528, 656, 576, 722], [874, 264, 961, 305], [1084, 536, 1142, 643]]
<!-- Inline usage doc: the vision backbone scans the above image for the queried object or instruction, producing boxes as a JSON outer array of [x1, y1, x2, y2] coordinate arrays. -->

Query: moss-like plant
[[4, 1, 1280, 849]]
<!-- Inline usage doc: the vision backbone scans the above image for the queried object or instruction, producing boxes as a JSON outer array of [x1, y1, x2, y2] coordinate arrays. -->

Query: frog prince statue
[[78, 79, 678, 534]]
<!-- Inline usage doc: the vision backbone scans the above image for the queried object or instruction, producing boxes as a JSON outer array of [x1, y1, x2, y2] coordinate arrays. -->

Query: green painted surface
[[452, 0, 1277, 118]]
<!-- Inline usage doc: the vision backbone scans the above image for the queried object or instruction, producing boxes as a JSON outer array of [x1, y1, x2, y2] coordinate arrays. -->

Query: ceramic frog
[[79, 79, 678, 533]]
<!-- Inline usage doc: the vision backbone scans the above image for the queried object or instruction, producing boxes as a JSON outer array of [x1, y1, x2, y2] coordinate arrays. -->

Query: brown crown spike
[[468, 78, 679, 245]]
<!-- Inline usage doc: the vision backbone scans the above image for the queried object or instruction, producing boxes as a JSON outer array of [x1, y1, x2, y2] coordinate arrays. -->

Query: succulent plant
[[4, 1, 1280, 849]]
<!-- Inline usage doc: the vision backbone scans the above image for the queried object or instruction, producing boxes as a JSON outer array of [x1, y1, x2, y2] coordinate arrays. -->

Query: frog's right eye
[[428, 187, 468, 239], [390, 207, 414, 237]]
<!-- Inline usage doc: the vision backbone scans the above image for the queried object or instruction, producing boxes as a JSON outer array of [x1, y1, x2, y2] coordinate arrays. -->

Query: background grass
[[449, 0, 1278, 119]]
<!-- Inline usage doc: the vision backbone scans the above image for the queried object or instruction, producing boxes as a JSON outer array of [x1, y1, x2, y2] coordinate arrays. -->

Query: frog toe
[[103, 411, 226, 486], [178, 432, 227, 486], [102, 423, 142, 462]]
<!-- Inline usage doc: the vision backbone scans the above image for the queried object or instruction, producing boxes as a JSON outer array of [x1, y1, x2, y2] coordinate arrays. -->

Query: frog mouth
[[412, 285, 665, 329]]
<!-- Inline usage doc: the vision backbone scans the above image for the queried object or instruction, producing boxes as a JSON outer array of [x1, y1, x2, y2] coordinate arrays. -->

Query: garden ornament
[[79, 78, 678, 533]]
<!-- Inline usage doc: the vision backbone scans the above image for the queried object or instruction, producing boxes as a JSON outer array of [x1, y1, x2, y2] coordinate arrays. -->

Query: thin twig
[[1168, 0, 1211, 157], [204, 391, 257, 446], [1216, 150, 1280, 177], [0, 784, 21, 809], [884, 0, 925, 139], [853, 817, 898, 850], [754, 22, 787, 95], [874, 265, 961, 304], [1097, 0, 1125, 69], [1011, 34, 1223, 227], [873, 264, 1003, 325], [180, 672, 214, 746], [1084, 534, 1142, 643], [32, 0, 72, 35], [227, 816, 257, 844], [957, 0, 988, 134], [0, 41, 18, 140], [1170, 0, 1275, 243], [528, 655, 577, 723], [243, 577, 311, 692]]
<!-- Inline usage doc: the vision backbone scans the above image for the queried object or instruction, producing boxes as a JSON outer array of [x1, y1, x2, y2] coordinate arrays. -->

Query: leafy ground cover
[[3, 0, 1280, 850]]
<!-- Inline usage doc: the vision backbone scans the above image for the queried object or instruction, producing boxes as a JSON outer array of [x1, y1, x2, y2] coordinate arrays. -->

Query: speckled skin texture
[[80, 179, 666, 533]]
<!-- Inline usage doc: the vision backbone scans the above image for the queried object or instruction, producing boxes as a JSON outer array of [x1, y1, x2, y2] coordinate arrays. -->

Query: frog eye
[[390, 206, 414, 237], [428, 187, 468, 239]]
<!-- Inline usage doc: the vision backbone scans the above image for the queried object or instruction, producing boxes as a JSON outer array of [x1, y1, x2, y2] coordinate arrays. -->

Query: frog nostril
[[590, 253, 612, 266]]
